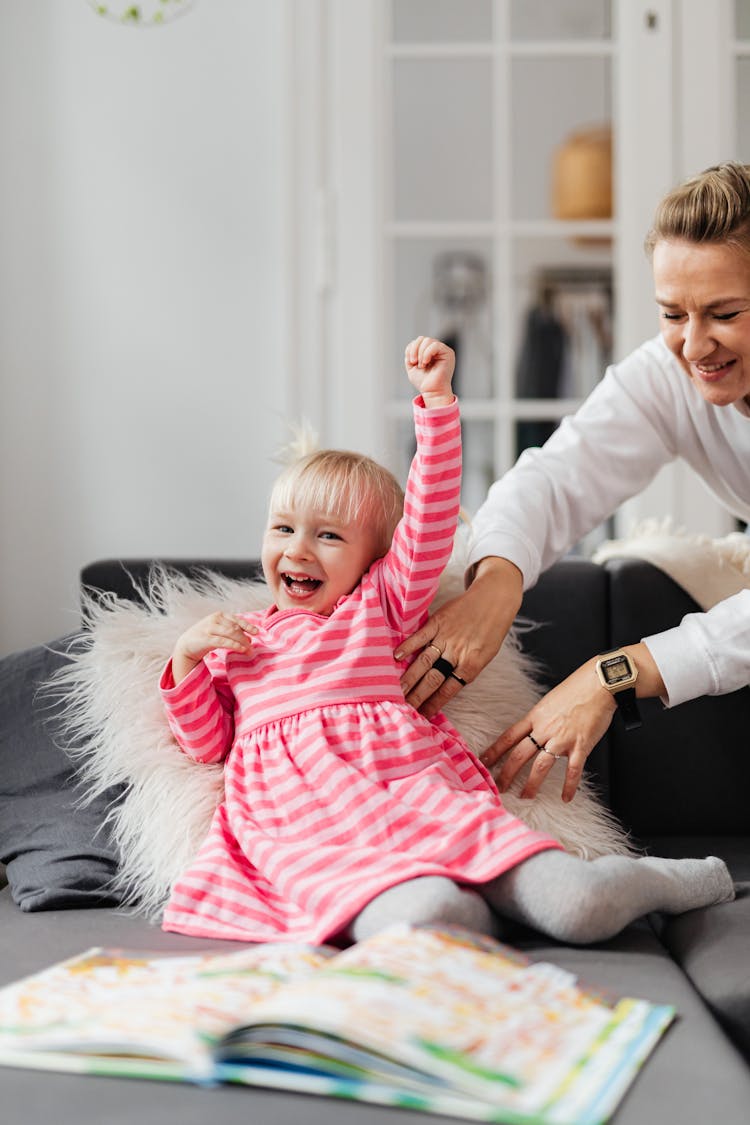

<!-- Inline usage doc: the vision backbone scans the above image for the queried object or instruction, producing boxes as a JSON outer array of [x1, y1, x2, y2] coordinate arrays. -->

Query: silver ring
[[528, 734, 562, 760]]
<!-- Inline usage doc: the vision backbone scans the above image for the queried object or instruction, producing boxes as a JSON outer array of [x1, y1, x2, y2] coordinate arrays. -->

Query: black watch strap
[[613, 687, 642, 731]]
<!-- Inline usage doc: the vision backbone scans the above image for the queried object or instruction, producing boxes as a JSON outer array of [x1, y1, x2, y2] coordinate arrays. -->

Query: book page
[[0, 925, 673, 1122], [0, 943, 333, 1079], [217, 925, 674, 1121]]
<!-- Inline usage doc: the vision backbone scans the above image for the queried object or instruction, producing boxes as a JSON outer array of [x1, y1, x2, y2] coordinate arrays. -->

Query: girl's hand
[[395, 557, 523, 718], [171, 613, 257, 685], [404, 336, 455, 407]]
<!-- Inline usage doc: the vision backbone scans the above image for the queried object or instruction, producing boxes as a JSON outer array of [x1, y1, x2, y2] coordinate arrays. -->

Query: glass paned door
[[385, 0, 614, 549]]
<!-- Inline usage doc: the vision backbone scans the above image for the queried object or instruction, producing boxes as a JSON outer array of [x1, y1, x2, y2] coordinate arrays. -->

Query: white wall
[[0, 1, 288, 655]]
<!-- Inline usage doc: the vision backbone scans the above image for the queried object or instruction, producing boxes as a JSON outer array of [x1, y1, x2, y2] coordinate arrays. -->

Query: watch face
[[600, 655, 633, 686]]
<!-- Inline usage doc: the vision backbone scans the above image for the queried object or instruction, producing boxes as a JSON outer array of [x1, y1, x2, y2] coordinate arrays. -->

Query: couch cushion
[[658, 884, 750, 1064], [636, 838, 750, 1063], [604, 557, 750, 838], [643, 835, 750, 882], [0, 638, 121, 910]]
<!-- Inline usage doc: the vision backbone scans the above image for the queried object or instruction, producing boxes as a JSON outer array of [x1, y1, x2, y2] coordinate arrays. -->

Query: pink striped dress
[[160, 397, 560, 943]]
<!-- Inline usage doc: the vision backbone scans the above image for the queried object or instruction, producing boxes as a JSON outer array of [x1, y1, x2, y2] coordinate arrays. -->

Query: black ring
[[432, 656, 455, 678], [527, 733, 545, 752], [449, 672, 467, 686]]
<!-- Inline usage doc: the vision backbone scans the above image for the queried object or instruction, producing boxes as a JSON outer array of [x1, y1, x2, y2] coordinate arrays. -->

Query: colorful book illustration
[[0, 924, 673, 1123]]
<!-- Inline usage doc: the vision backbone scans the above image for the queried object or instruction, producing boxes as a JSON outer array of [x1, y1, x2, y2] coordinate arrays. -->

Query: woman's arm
[[467, 351, 678, 589], [643, 588, 750, 706]]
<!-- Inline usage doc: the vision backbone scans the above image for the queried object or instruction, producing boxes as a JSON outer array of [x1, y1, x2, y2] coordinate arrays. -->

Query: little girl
[[160, 336, 734, 946]]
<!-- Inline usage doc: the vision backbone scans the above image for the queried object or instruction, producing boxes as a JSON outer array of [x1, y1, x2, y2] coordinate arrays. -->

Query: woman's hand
[[481, 642, 663, 802], [171, 613, 257, 685], [480, 659, 616, 802], [395, 557, 523, 718]]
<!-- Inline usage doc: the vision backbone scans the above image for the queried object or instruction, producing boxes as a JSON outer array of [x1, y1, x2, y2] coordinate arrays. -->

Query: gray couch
[[1, 555, 749, 1124]]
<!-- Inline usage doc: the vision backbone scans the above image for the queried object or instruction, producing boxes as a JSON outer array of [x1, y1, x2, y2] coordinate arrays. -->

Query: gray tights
[[349, 850, 734, 945]]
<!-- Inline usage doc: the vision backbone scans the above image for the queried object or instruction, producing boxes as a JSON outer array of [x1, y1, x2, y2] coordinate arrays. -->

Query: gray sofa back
[[80, 554, 750, 851], [520, 556, 750, 846]]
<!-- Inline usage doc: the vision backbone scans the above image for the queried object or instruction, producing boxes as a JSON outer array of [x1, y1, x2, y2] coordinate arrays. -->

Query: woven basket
[[552, 125, 612, 220]]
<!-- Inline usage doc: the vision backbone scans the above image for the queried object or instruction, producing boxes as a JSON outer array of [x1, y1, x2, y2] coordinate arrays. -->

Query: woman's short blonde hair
[[268, 449, 405, 558], [645, 161, 750, 258]]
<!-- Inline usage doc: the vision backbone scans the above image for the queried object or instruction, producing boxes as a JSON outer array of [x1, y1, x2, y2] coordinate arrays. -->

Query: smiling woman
[[654, 271, 750, 415], [647, 162, 750, 409], [654, 237, 750, 407], [395, 161, 750, 807]]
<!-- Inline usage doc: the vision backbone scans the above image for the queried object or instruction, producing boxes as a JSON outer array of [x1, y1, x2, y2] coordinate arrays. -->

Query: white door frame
[[283, 0, 385, 458]]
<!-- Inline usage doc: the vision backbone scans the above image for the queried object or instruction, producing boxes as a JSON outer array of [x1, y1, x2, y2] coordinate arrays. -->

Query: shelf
[[386, 42, 495, 59], [386, 220, 616, 240], [505, 41, 614, 58], [386, 41, 614, 59]]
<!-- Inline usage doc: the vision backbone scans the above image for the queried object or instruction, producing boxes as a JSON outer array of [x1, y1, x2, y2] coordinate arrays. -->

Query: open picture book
[[0, 924, 673, 1124]]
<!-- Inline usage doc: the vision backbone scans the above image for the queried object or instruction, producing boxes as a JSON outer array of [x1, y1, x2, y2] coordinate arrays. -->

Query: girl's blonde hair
[[645, 161, 750, 258], [269, 449, 405, 558]]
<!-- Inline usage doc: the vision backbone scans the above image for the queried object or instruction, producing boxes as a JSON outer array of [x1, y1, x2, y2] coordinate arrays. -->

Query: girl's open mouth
[[282, 574, 322, 597]]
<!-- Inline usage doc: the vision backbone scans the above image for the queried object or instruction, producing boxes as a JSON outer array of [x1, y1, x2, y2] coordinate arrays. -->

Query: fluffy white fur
[[45, 561, 633, 921], [594, 518, 750, 611]]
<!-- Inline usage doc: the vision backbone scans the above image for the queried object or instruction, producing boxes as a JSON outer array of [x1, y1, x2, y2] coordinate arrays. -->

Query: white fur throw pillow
[[594, 518, 750, 611], [46, 561, 633, 920]]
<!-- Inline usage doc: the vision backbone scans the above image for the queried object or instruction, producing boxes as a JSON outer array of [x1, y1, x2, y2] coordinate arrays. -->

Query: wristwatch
[[595, 650, 642, 731]]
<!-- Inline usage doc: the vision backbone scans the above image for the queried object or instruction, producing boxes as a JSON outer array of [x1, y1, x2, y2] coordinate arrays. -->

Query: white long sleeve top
[[467, 334, 750, 707]]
